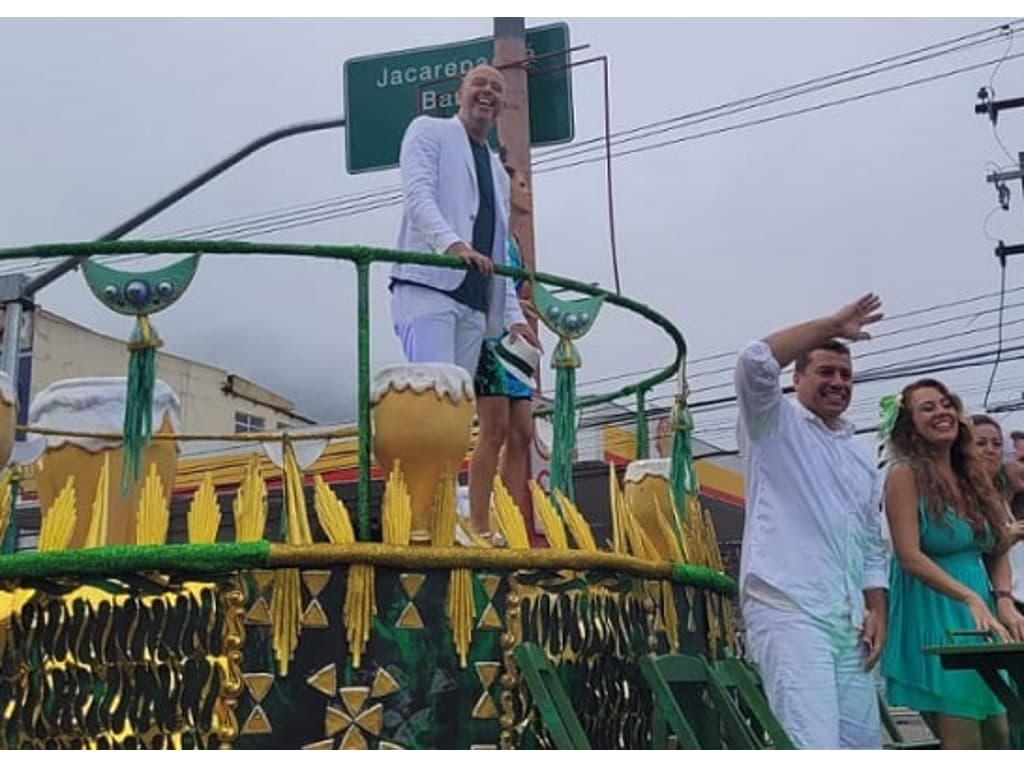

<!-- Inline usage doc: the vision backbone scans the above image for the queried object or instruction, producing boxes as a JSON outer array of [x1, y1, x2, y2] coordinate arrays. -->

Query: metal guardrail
[[0, 239, 688, 541]]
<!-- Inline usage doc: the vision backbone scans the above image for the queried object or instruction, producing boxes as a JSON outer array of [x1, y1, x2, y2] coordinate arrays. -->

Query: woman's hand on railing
[[965, 593, 1012, 643], [996, 597, 1024, 642]]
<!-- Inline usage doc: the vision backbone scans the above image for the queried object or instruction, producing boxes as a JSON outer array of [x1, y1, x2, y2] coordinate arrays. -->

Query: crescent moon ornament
[[80, 253, 199, 488], [82, 254, 199, 316], [530, 281, 604, 341], [527, 282, 604, 502]]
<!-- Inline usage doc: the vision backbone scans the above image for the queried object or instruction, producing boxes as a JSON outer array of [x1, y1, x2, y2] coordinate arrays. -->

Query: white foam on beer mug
[[370, 363, 475, 406], [29, 377, 181, 452], [0, 370, 14, 407], [624, 458, 672, 485]]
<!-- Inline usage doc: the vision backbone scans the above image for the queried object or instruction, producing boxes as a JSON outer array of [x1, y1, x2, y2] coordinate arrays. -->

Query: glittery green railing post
[[123, 315, 161, 492], [550, 338, 580, 502], [635, 389, 649, 460]]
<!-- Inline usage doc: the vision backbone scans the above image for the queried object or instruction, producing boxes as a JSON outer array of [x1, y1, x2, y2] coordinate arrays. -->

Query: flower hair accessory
[[877, 393, 902, 440]]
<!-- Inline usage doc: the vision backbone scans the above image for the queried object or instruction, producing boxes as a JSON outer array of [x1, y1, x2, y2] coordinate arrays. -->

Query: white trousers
[[390, 283, 486, 376], [743, 599, 882, 749]]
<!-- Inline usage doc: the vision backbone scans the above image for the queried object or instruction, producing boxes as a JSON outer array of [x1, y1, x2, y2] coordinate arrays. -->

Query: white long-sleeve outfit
[[735, 340, 887, 749], [391, 115, 525, 374]]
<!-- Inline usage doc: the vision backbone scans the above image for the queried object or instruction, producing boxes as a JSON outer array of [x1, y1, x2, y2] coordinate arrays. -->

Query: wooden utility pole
[[494, 17, 543, 544], [493, 18, 536, 285]]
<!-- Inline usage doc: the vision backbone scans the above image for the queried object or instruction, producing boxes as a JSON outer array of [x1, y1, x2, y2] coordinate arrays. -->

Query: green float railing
[[0, 239, 693, 540]]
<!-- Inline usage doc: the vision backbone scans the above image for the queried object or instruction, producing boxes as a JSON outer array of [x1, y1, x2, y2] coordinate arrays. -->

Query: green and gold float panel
[[0, 543, 734, 749]]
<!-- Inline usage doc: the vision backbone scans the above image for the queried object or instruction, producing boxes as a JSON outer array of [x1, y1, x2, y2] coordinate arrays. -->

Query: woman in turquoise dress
[[882, 378, 1024, 748]]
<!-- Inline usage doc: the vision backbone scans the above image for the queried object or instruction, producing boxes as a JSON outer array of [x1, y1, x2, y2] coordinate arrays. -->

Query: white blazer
[[394, 115, 525, 337]]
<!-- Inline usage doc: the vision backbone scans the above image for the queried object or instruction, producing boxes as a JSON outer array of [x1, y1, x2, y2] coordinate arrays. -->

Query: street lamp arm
[[22, 116, 347, 298]]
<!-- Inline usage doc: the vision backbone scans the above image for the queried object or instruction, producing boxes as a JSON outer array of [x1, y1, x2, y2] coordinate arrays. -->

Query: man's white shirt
[[735, 341, 887, 630]]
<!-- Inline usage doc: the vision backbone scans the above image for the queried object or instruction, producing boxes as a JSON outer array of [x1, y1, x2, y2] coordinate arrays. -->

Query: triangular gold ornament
[[306, 664, 337, 697]]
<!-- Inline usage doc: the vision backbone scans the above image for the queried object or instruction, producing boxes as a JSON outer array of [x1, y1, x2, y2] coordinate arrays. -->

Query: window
[[234, 411, 265, 434]]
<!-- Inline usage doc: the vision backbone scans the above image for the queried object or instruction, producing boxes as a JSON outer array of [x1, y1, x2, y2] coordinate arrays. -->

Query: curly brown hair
[[887, 379, 1005, 538]]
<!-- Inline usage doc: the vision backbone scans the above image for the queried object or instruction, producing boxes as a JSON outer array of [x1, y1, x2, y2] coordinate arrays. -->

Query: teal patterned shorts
[[474, 337, 533, 400]]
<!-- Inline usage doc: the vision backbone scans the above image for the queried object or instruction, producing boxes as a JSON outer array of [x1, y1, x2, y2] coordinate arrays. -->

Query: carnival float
[[0, 239, 747, 750]]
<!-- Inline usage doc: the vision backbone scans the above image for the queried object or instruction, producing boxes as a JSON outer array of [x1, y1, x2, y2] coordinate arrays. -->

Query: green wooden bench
[[513, 642, 590, 749], [640, 652, 765, 749]]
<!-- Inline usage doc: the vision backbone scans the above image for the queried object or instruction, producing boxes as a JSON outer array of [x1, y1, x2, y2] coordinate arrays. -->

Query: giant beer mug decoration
[[0, 370, 16, 469], [371, 364, 475, 544], [30, 377, 180, 547], [623, 458, 685, 562]]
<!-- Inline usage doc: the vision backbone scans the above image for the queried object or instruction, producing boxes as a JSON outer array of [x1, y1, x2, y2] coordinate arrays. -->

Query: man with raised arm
[[735, 294, 888, 749]]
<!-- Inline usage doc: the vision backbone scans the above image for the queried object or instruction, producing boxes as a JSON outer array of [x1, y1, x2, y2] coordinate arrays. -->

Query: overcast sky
[[2, 16, 1024, 452]]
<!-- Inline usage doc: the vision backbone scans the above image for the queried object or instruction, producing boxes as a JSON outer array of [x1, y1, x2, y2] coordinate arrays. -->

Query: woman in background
[[882, 380, 1024, 748]]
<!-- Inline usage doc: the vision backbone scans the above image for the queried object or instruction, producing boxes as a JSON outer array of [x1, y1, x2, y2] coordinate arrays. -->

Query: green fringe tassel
[[550, 355, 577, 502], [669, 399, 697, 524], [1, 473, 18, 555], [123, 316, 160, 492]]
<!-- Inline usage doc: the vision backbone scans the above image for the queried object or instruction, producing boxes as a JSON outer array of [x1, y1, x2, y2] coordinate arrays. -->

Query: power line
[[533, 22, 1023, 167], [569, 285, 1024, 397], [535, 50, 1024, 176], [3, 22, 1020, 279]]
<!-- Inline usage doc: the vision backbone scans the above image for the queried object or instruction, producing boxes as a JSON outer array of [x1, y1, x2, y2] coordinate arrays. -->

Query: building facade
[[22, 309, 312, 434]]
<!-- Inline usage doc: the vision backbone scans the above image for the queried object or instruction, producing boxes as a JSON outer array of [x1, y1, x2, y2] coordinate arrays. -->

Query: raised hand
[[832, 293, 883, 342]]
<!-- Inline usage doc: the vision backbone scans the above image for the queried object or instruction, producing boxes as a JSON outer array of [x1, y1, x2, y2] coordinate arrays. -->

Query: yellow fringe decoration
[[553, 489, 597, 551], [0, 590, 9, 665], [661, 579, 680, 653], [652, 496, 685, 562], [698, 502, 735, 653], [234, 455, 268, 542], [529, 480, 568, 549], [455, 518, 494, 549], [0, 469, 12, 548], [271, 567, 302, 676], [381, 461, 411, 546], [608, 464, 628, 555], [491, 476, 530, 549], [344, 563, 376, 668], [431, 469, 457, 548], [447, 567, 474, 668], [137, 462, 169, 546], [39, 476, 77, 552], [282, 442, 313, 545], [674, 492, 736, 657], [187, 472, 220, 544], [313, 475, 355, 544], [268, 445, 315, 678], [83, 455, 110, 549]]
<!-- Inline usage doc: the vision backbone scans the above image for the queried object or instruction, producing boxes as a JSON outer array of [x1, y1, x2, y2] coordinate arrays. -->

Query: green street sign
[[343, 23, 574, 174]]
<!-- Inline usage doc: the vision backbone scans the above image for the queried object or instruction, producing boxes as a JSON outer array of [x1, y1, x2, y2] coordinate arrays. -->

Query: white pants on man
[[390, 283, 486, 375], [743, 599, 882, 749]]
